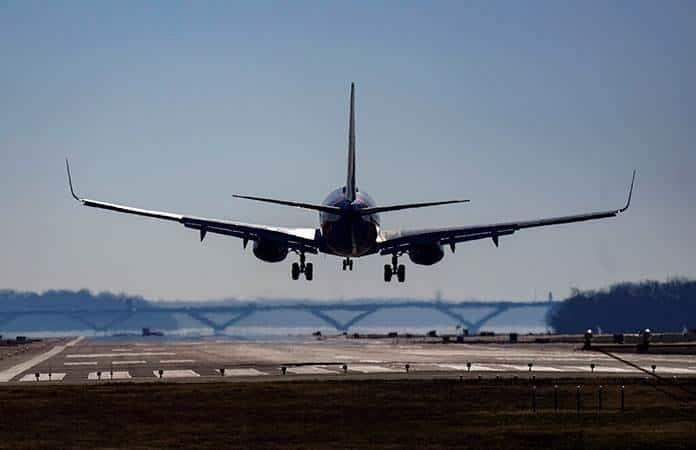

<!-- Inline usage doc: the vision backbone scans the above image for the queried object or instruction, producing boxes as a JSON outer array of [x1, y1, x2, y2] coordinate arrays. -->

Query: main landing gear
[[291, 253, 313, 281], [384, 255, 405, 283], [342, 257, 354, 271]]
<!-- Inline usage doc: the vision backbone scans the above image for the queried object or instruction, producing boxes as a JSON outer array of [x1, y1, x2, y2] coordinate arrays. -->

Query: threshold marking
[[159, 359, 196, 364], [67, 352, 175, 358], [153, 369, 200, 378], [348, 365, 399, 373], [112, 360, 146, 365], [19, 373, 66, 382], [88, 371, 131, 380], [0, 336, 83, 382], [286, 366, 337, 375], [64, 361, 98, 366], [219, 368, 268, 377]]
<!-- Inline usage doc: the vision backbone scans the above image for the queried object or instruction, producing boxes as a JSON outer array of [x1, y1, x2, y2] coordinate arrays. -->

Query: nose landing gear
[[342, 258, 354, 271], [384, 254, 405, 283], [291, 253, 313, 281]]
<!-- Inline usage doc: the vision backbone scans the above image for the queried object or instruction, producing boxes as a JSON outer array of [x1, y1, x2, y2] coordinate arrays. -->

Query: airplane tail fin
[[346, 82, 357, 202]]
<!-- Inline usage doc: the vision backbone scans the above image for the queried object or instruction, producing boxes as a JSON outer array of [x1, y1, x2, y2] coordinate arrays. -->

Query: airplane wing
[[378, 171, 635, 255], [65, 160, 320, 254]]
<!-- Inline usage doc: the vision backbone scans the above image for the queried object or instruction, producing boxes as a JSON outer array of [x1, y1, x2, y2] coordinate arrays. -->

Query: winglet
[[619, 169, 636, 213], [65, 158, 81, 201]]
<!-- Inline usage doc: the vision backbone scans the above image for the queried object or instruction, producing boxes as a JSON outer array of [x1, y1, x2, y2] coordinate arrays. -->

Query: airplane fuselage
[[320, 187, 380, 257]]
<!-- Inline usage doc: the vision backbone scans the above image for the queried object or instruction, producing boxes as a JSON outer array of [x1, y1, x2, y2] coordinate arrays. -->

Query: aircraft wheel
[[305, 263, 314, 281], [349, 260, 354, 271], [291, 262, 300, 280], [384, 264, 392, 282], [397, 264, 406, 283]]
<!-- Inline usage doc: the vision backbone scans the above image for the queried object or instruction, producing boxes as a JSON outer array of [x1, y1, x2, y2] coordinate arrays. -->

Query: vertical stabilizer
[[346, 83, 357, 201]]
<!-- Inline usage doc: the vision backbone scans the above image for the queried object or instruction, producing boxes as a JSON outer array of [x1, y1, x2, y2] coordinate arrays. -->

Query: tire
[[305, 263, 314, 281], [384, 264, 392, 282], [291, 262, 300, 280], [397, 264, 406, 283]]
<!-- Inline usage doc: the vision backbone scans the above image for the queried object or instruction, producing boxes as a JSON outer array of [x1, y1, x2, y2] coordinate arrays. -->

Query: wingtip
[[619, 169, 636, 213], [65, 158, 80, 202]]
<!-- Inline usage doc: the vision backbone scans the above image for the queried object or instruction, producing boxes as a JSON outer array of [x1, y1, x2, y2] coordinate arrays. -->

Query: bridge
[[0, 300, 552, 335]]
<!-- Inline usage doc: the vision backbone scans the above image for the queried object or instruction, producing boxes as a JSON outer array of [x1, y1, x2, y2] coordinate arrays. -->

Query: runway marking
[[159, 359, 196, 364], [219, 368, 268, 377], [348, 365, 399, 373], [286, 366, 337, 375], [111, 348, 129, 352], [643, 367, 696, 374], [465, 364, 505, 372], [360, 359, 385, 363], [112, 360, 146, 365], [143, 347, 166, 351], [65, 337, 85, 347], [19, 373, 66, 382], [67, 352, 175, 358], [64, 361, 98, 366], [153, 369, 200, 378], [88, 371, 131, 380], [334, 355, 357, 360], [0, 336, 83, 382], [595, 366, 639, 373]]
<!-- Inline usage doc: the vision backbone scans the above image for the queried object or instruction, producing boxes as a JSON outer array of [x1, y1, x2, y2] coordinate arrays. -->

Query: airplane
[[66, 83, 635, 283]]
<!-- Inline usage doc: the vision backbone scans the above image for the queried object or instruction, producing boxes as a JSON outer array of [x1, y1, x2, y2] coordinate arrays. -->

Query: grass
[[0, 378, 694, 449]]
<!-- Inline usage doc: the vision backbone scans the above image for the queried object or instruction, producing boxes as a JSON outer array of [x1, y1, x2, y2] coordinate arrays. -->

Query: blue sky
[[1, 1, 694, 301]]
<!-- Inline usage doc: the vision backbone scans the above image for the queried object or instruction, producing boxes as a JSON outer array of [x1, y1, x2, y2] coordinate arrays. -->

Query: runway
[[2, 336, 695, 384]]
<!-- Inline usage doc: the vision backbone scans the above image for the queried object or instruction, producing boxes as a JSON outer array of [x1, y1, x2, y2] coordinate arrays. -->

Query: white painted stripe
[[67, 352, 175, 358], [287, 366, 337, 375], [111, 348, 129, 352], [88, 371, 131, 380], [528, 365, 563, 372], [220, 368, 267, 377], [64, 361, 97, 366], [467, 364, 508, 372], [112, 360, 146, 365], [159, 359, 196, 364], [348, 365, 399, 373], [153, 369, 200, 378], [436, 364, 473, 371], [65, 337, 85, 347], [0, 337, 83, 382], [644, 367, 696, 374], [591, 366, 638, 373], [19, 373, 66, 382]]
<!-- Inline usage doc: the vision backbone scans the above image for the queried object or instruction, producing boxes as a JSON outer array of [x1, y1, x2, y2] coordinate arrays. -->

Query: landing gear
[[342, 258, 354, 271], [384, 255, 406, 283], [291, 253, 313, 281]]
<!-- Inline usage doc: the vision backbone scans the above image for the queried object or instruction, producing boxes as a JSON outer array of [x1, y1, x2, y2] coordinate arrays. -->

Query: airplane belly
[[321, 216, 378, 257]]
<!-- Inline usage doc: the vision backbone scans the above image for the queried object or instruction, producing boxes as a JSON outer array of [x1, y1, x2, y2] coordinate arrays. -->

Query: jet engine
[[407, 243, 445, 266], [252, 239, 289, 263]]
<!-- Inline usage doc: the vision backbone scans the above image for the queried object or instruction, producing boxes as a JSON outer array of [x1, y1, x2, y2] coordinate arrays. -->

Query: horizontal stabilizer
[[233, 194, 343, 214], [358, 199, 469, 215]]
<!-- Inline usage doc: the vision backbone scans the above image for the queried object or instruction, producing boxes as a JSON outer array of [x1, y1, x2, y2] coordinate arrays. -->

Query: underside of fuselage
[[320, 188, 380, 257]]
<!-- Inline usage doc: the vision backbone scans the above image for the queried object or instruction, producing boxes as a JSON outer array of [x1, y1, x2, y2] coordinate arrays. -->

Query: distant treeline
[[546, 279, 696, 333], [0, 289, 150, 310]]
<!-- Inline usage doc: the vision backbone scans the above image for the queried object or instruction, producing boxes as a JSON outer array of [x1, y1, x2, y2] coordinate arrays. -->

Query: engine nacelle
[[252, 239, 289, 263], [408, 243, 445, 266]]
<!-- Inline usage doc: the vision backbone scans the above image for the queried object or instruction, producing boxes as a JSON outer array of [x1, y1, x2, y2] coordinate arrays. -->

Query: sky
[[1, 1, 695, 301]]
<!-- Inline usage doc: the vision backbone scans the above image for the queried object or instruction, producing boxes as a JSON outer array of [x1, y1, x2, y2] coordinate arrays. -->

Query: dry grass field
[[1, 378, 694, 449]]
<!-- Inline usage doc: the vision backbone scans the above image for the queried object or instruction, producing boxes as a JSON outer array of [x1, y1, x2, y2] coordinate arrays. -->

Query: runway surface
[[2, 336, 695, 384]]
